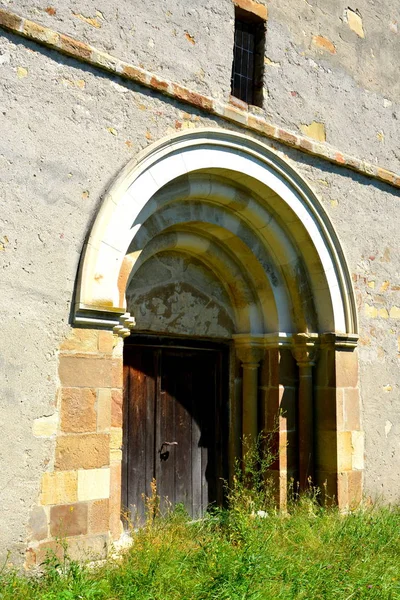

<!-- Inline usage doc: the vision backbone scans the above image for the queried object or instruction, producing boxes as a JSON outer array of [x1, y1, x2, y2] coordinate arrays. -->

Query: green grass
[[1, 497, 400, 600]]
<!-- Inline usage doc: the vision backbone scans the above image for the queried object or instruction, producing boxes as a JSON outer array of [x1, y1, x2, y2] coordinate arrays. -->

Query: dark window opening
[[231, 7, 265, 107]]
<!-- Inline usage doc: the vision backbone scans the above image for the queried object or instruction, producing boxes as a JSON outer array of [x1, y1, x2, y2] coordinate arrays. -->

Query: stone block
[[60, 328, 99, 353], [50, 503, 88, 537], [60, 34, 92, 60], [112, 358, 123, 388], [97, 388, 112, 431], [233, 0, 268, 21], [98, 330, 114, 353], [55, 434, 110, 470], [337, 471, 348, 509], [0, 9, 22, 31], [67, 534, 109, 561], [279, 430, 296, 472], [32, 413, 58, 437], [259, 352, 269, 387], [315, 344, 335, 388], [314, 470, 338, 504], [26, 540, 65, 567], [268, 348, 279, 387], [315, 388, 340, 432], [248, 115, 276, 138], [110, 428, 123, 463], [347, 470, 363, 509], [61, 388, 96, 433], [351, 431, 364, 470], [279, 349, 298, 387], [316, 430, 337, 471], [41, 471, 78, 506], [337, 432, 353, 472], [335, 350, 358, 388], [343, 388, 361, 430], [260, 387, 279, 431], [111, 389, 123, 427], [89, 499, 110, 534], [59, 356, 113, 388], [109, 463, 123, 539], [28, 506, 48, 541], [78, 468, 110, 501]]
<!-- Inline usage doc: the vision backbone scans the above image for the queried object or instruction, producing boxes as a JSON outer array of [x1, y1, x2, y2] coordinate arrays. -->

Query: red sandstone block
[[61, 387, 97, 433], [150, 75, 170, 92], [50, 503, 88, 537], [60, 34, 92, 60], [278, 129, 298, 146], [121, 64, 148, 85], [171, 83, 213, 111]]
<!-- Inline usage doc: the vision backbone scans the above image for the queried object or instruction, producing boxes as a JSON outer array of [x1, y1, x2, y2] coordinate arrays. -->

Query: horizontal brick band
[[1, 7, 399, 189]]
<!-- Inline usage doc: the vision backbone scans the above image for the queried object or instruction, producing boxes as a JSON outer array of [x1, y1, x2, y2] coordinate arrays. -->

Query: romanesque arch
[[38, 129, 362, 561]]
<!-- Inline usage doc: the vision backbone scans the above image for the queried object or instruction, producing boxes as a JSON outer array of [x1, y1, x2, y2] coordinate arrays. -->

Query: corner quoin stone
[[55, 434, 110, 470]]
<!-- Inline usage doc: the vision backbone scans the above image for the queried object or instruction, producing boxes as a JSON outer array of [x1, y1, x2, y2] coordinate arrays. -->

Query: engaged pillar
[[234, 336, 265, 452], [292, 333, 318, 490]]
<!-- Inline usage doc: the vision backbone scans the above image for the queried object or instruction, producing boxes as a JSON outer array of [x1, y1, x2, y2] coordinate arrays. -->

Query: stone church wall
[[0, 0, 399, 563]]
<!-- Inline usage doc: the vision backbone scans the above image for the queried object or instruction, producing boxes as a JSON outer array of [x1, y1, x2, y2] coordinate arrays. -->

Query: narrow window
[[231, 7, 265, 107]]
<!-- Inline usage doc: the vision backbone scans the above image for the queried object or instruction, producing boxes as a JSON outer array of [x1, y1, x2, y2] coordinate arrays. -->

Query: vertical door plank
[[173, 353, 193, 514], [156, 349, 177, 511], [124, 347, 156, 523], [191, 355, 203, 518]]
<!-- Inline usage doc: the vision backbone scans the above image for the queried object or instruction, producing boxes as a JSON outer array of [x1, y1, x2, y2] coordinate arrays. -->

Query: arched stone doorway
[[48, 129, 362, 556]]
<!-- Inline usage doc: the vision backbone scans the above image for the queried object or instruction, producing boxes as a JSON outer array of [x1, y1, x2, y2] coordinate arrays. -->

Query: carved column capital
[[233, 335, 265, 365], [291, 333, 318, 367]]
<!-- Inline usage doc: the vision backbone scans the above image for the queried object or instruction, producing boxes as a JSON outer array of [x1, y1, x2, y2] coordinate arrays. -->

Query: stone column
[[292, 333, 318, 491], [234, 337, 265, 452]]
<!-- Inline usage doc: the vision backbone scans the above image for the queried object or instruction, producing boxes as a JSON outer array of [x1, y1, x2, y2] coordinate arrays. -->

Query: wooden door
[[122, 340, 227, 521]]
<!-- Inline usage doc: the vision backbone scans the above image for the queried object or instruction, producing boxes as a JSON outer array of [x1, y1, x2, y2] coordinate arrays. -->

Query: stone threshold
[[0, 7, 399, 190]]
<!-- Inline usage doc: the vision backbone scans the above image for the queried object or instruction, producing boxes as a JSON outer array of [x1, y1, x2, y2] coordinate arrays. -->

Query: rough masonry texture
[[0, 0, 399, 565]]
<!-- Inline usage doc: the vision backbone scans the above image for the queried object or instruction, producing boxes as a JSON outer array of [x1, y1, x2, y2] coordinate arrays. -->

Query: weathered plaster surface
[[2, 0, 399, 172], [126, 253, 234, 338], [0, 9, 399, 561]]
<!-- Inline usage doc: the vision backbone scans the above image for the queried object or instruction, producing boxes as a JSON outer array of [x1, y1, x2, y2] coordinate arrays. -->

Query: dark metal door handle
[[158, 441, 178, 454]]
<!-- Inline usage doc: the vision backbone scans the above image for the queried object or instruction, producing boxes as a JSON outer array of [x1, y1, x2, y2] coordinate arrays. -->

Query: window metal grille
[[231, 20, 256, 105]]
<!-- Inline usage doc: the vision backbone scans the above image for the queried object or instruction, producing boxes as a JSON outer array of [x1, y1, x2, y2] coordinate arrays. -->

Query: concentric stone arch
[[74, 128, 357, 339]]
